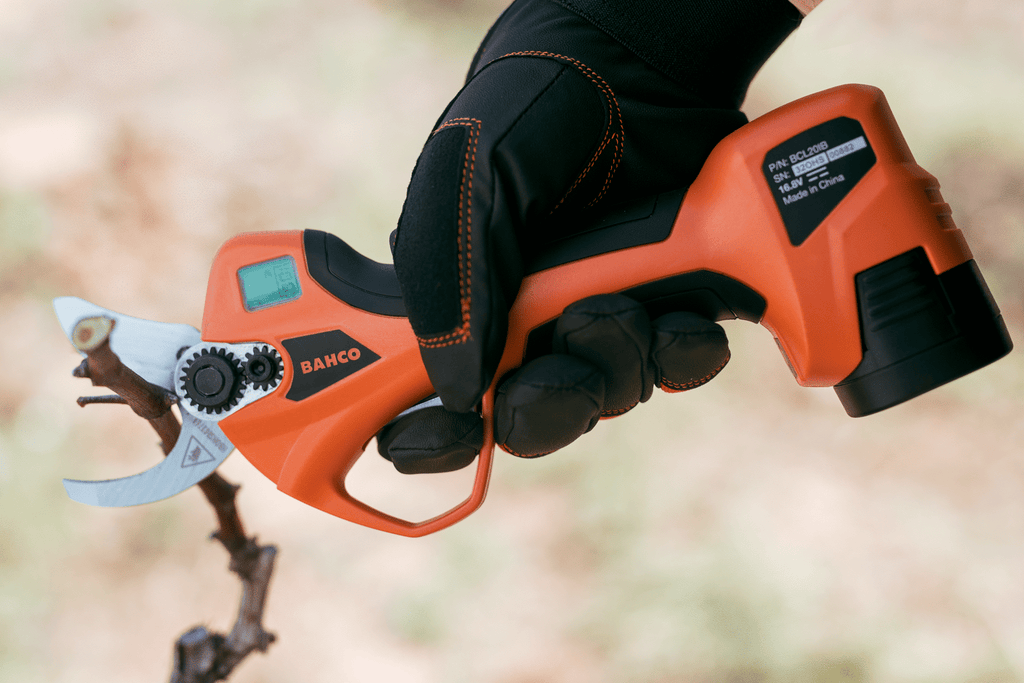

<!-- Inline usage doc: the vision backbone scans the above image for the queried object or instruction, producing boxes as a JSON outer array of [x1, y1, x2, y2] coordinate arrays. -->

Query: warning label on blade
[[763, 117, 876, 246], [181, 436, 216, 468]]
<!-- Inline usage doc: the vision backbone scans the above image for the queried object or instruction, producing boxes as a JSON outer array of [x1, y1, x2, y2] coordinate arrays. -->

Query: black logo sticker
[[282, 330, 381, 401], [763, 116, 876, 246]]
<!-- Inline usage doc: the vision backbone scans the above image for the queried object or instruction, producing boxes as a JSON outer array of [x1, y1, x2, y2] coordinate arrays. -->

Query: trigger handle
[[274, 386, 495, 538]]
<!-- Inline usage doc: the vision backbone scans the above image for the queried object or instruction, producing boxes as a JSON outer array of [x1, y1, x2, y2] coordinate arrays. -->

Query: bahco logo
[[299, 348, 362, 374], [282, 331, 380, 401]]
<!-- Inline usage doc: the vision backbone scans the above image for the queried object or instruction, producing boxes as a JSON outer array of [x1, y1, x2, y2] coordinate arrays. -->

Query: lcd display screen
[[238, 256, 302, 311]]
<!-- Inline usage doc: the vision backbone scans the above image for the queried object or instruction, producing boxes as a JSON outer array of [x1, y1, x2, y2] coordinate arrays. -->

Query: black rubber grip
[[303, 230, 406, 317]]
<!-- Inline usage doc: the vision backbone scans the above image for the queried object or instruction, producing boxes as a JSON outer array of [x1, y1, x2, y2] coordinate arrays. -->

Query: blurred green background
[[1, 0, 1023, 681]]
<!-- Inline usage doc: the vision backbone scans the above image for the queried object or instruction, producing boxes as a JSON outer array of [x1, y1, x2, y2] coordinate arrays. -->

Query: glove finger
[[377, 406, 483, 475], [553, 293, 655, 417], [393, 51, 620, 414], [376, 350, 605, 471], [651, 312, 730, 392], [495, 354, 605, 458]]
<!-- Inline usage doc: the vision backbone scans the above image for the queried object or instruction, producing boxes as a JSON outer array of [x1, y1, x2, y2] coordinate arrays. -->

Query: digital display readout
[[238, 256, 302, 311]]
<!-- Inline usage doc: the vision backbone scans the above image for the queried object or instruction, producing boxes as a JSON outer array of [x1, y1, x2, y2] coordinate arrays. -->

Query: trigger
[[389, 395, 443, 425]]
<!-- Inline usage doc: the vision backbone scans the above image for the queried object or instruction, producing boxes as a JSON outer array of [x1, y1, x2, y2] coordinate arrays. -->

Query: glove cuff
[[550, 0, 803, 108]]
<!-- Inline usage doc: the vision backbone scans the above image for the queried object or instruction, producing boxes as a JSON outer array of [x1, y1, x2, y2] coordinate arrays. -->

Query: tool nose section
[[52, 296, 201, 392]]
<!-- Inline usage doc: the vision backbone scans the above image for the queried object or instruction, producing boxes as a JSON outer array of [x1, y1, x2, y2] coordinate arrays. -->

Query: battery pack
[[835, 247, 1012, 416]]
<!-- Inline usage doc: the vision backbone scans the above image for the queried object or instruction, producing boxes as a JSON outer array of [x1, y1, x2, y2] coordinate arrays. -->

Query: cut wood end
[[72, 317, 115, 352]]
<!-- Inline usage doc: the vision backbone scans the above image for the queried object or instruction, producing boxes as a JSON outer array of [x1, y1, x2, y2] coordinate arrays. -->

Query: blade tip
[[62, 478, 102, 507]]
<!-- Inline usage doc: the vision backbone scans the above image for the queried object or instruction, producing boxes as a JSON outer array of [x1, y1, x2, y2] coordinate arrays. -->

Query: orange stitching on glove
[[499, 443, 554, 458], [489, 51, 623, 212], [417, 52, 622, 351], [658, 353, 731, 393], [600, 401, 638, 418]]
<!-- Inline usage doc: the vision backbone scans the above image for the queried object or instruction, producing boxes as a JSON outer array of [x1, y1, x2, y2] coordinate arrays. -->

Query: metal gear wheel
[[180, 347, 245, 415], [242, 346, 283, 391]]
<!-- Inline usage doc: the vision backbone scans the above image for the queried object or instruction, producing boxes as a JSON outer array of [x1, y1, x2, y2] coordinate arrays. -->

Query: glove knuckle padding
[[554, 294, 655, 416], [495, 354, 604, 457], [375, 305, 732, 472], [651, 312, 730, 391], [394, 53, 618, 412]]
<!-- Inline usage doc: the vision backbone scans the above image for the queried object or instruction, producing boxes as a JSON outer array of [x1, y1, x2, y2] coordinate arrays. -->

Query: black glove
[[380, 0, 802, 473]]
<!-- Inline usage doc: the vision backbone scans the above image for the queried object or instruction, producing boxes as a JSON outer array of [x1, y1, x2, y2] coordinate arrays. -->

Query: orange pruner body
[[202, 85, 1010, 536], [202, 233, 485, 537]]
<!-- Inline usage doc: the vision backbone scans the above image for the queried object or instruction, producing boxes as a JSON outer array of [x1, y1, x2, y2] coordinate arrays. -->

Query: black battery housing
[[834, 247, 1012, 416]]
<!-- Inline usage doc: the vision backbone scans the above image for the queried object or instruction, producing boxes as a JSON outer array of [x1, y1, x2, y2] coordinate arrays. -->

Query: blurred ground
[[1, 0, 1023, 681]]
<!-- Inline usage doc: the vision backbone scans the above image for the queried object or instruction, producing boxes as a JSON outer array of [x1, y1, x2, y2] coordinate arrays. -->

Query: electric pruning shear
[[55, 85, 1013, 537]]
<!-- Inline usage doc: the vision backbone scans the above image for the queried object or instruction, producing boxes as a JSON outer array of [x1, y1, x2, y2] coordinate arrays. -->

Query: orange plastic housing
[[204, 85, 972, 536], [205, 232, 494, 536]]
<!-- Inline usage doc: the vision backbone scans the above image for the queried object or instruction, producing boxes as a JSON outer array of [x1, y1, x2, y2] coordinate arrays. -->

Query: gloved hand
[[379, 0, 802, 473]]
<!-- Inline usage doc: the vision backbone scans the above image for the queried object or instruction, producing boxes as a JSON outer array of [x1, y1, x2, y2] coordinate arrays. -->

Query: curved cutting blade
[[53, 296, 200, 392], [62, 411, 234, 507]]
